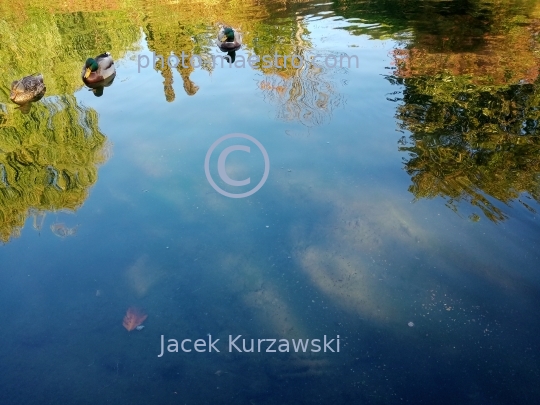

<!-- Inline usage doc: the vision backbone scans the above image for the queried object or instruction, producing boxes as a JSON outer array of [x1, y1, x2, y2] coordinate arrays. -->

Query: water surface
[[1, 0, 540, 404]]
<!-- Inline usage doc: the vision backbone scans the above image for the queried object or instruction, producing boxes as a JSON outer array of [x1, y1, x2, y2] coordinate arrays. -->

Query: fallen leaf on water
[[123, 307, 147, 331]]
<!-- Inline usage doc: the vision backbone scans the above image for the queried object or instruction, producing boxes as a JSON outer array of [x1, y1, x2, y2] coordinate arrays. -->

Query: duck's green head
[[84, 58, 99, 78], [222, 27, 235, 42]]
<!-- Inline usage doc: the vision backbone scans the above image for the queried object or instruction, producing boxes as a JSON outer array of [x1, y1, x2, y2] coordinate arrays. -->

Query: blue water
[[1, 1, 540, 404]]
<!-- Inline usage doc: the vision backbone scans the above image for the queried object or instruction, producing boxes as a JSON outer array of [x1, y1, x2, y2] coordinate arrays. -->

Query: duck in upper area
[[10, 73, 46, 105], [82, 52, 116, 85], [217, 26, 241, 52]]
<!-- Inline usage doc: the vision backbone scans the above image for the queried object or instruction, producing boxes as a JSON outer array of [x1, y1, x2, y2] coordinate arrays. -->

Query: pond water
[[1, 0, 540, 404]]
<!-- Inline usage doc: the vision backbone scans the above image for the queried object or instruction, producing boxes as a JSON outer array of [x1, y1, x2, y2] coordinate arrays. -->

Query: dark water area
[[1, 0, 540, 404]]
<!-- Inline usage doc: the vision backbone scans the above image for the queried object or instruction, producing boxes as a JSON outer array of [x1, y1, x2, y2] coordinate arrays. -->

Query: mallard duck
[[217, 26, 241, 52], [10, 73, 46, 105], [82, 52, 116, 85]]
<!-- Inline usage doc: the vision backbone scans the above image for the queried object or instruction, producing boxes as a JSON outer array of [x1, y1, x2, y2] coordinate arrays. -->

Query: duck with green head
[[82, 52, 116, 85], [218, 26, 241, 52]]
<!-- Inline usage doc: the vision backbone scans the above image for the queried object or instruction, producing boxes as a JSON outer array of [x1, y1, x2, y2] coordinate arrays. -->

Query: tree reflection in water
[[385, 0, 540, 222], [0, 97, 110, 242], [254, 16, 345, 127]]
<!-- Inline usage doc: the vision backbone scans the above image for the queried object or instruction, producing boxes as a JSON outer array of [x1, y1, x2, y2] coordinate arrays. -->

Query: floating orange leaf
[[123, 307, 147, 331]]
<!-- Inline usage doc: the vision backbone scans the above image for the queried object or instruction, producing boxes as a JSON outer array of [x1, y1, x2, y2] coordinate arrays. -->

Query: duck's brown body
[[219, 40, 241, 52], [10, 73, 46, 105]]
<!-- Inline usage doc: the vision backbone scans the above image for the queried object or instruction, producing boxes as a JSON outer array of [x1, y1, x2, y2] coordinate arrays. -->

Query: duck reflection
[[84, 73, 116, 97], [16, 102, 38, 114], [224, 50, 236, 64], [0, 105, 7, 125]]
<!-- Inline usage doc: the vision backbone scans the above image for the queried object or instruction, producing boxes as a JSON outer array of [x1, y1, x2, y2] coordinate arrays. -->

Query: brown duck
[[10, 73, 46, 105]]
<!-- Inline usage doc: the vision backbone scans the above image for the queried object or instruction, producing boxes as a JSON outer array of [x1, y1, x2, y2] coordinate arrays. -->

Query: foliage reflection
[[385, 0, 540, 221], [0, 97, 110, 242]]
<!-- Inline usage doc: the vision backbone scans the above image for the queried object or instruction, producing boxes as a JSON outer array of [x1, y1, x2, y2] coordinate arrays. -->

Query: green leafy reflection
[[381, 0, 540, 222], [0, 97, 110, 242], [388, 74, 540, 222]]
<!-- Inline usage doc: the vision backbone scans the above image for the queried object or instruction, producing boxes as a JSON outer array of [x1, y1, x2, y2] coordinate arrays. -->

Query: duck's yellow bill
[[84, 68, 92, 79], [221, 37, 227, 42]]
